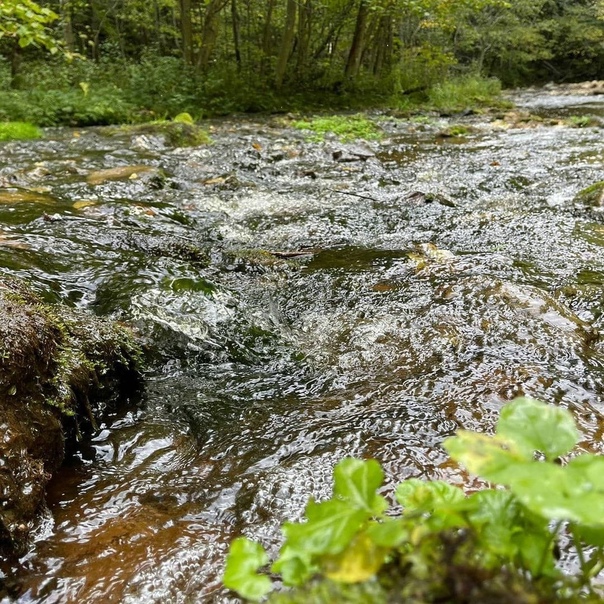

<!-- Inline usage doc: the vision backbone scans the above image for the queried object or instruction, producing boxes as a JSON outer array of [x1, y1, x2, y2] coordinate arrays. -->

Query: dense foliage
[[0, 0, 603, 124], [224, 398, 604, 602]]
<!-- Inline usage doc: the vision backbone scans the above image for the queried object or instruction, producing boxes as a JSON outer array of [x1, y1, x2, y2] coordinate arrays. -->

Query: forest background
[[1, 0, 604, 126]]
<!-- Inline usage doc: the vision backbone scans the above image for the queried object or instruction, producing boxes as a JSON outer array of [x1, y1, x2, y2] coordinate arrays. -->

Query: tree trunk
[[60, 0, 75, 51], [231, 0, 242, 69], [180, 0, 193, 64], [260, 0, 275, 76], [295, 0, 312, 75], [10, 42, 23, 89], [197, 0, 229, 71], [344, 0, 369, 80], [371, 13, 393, 75], [275, 0, 297, 88]]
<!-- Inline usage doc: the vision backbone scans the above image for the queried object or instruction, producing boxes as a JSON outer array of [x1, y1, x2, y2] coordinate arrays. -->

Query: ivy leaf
[[282, 498, 369, 557], [496, 397, 579, 460], [443, 430, 526, 483], [222, 537, 272, 601], [323, 532, 387, 583], [396, 479, 465, 512], [333, 458, 388, 516]]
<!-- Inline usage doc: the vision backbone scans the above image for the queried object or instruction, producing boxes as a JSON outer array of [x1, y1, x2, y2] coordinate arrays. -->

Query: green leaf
[[272, 545, 315, 586], [395, 479, 465, 512], [500, 462, 604, 526], [333, 458, 388, 515], [282, 498, 370, 557], [574, 524, 604, 548], [366, 518, 409, 548], [496, 397, 579, 460], [514, 528, 558, 578], [223, 537, 272, 601], [443, 430, 526, 483]]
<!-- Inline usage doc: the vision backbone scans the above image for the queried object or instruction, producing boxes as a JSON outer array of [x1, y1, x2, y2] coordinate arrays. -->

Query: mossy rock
[[0, 276, 142, 557], [102, 119, 211, 147], [574, 181, 604, 207]]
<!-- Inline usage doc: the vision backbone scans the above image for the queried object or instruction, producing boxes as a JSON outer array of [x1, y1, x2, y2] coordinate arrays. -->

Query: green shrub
[[223, 398, 604, 602], [0, 88, 134, 126], [0, 122, 42, 141]]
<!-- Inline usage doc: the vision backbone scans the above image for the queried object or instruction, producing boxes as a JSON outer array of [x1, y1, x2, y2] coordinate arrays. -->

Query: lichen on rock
[[0, 276, 143, 557]]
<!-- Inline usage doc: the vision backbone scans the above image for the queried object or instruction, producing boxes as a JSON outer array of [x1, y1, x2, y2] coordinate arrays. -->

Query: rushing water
[[2, 92, 604, 602]]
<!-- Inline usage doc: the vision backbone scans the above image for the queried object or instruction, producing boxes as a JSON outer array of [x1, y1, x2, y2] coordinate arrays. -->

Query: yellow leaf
[[323, 533, 386, 584]]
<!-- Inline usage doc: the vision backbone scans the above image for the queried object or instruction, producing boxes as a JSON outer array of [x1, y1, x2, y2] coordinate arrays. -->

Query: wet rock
[[86, 165, 162, 186], [0, 276, 142, 557], [574, 181, 604, 207], [403, 191, 456, 207], [331, 143, 375, 162]]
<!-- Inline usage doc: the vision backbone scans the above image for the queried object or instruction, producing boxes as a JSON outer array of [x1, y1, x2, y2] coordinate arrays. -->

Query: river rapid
[[2, 90, 604, 602]]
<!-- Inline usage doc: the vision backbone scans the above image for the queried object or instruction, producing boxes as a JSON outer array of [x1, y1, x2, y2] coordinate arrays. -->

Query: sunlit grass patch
[[292, 114, 382, 142], [0, 122, 42, 141], [428, 76, 505, 112]]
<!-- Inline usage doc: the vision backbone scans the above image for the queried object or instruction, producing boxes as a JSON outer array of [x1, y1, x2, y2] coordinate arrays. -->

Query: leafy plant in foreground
[[223, 398, 604, 602]]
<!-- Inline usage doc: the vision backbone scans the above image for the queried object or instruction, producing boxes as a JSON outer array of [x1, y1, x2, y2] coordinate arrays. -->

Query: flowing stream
[[2, 90, 604, 602]]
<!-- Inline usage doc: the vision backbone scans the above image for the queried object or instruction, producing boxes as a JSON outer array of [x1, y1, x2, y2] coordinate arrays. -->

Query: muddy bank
[[0, 276, 142, 560]]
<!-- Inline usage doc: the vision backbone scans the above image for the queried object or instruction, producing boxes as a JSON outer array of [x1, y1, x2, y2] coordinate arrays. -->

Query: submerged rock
[[0, 276, 142, 557], [86, 165, 162, 186]]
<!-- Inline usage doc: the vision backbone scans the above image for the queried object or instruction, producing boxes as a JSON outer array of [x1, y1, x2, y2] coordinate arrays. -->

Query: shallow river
[[2, 91, 604, 602]]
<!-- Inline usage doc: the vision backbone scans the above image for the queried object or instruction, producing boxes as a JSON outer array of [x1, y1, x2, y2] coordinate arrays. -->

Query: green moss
[[438, 124, 474, 137], [0, 276, 142, 418], [104, 120, 211, 147], [574, 181, 604, 207], [173, 112, 194, 124], [565, 115, 601, 128], [41, 307, 142, 417], [0, 122, 42, 141], [292, 114, 382, 142]]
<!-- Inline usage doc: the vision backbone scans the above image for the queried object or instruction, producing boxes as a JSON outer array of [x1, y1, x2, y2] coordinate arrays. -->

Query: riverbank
[[0, 57, 505, 128], [0, 276, 143, 564]]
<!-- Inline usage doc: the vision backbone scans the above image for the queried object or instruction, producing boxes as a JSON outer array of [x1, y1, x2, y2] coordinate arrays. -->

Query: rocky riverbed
[[1, 86, 604, 602]]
